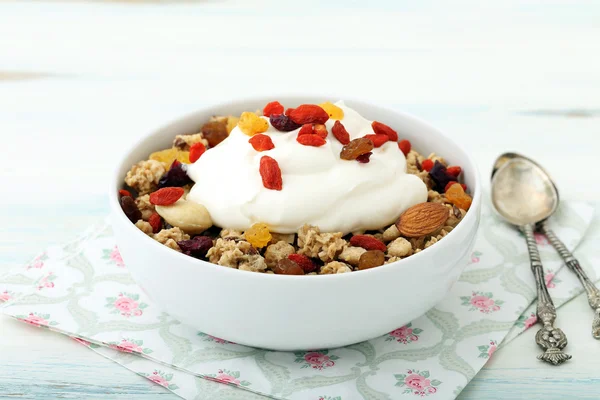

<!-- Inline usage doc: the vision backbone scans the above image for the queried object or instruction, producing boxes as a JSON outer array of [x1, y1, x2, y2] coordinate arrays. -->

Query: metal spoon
[[491, 157, 571, 365], [493, 152, 600, 339]]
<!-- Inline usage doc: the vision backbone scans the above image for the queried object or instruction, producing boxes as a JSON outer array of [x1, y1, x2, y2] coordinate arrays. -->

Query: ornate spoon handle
[[539, 221, 600, 339], [522, 223, 571, 365]]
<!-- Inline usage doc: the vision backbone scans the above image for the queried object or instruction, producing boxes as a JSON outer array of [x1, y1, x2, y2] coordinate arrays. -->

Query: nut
[[155, 200, 213, 235], [396, 202, 449, 238]]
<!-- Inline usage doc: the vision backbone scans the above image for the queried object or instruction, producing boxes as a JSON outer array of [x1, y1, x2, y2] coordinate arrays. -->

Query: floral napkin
[[1, 201, 597, 400]]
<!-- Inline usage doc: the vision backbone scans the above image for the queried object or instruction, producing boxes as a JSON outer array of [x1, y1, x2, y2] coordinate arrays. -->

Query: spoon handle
[[522, 223, 571, 365], [539, 221, 600, 339]]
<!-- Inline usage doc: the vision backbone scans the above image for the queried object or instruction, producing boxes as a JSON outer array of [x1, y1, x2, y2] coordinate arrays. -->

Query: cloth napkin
[[1, 201, 597, 400]]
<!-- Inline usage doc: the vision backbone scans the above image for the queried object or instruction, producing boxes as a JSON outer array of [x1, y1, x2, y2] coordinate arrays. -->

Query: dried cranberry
[[429, 161, 457, 192], [270, 114, 301, 132], [158, 160, 192, 188], [356, 152, 372, 163], [120, 196, 142, 223], [178, 236, 214, 259]]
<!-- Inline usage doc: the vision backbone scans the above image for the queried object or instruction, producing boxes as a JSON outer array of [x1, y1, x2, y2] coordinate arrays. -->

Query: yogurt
[[187, 101, 427, 234]]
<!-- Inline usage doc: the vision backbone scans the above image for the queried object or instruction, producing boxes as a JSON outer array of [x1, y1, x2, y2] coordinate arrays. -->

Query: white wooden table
[[1, 2, 599, 398]]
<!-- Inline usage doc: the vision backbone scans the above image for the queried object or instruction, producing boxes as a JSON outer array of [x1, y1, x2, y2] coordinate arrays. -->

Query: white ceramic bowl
[[110, 97, 482, 351]]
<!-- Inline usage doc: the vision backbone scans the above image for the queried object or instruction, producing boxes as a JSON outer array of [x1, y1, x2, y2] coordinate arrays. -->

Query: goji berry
[[263, 101, 284, 117], [285, 107, 294, 116], [248, 134, 275, 152], [331, 120, 350, 145], [148, 212, 162, 233], [288, 253, 317, 273], [189, 142, 206, 163], [421, 159, 434, 172], [372, 121, 398, 141], [149, 187, 185, 206], [349, 234, 387, 252], [363, 134, 389, 148], [313, 124, 328, 139], [356, 152, 372, 163], [446, 166, 462, 177], [118, 189, 132, 198], [259, 156, 283, 190], [298, 124, 313, 136], [288, 104, 329, 125], [444, 181, 467, 192], [297, 134, 326, 147], [398, 139, 411, 156]]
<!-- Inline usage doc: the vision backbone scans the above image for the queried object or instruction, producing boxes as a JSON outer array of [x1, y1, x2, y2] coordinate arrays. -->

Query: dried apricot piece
[[259, 156, 283, 190], [444, 181, 467, 192], [263, 101, 284, 117], [297, 134, 326, 147], [331, 120, 350, 145], [189, 142, 206, 163], [248, 134, 275, 152], [398, 139, 411, 156], [372, 121, 398, 142], [445, 183, 472, 210], [288, 105, 329, 125], [319, 101, 344, 120], [238, 112, 269, 136], [245, 223, 272, 248], [340, 137, 374, 160], [363, 134, 389, 148], [150, 148, 190, 168]]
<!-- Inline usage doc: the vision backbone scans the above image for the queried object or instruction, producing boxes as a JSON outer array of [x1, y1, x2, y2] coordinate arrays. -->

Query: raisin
[[178, 236, 214, 259], [158, 160, 192, 188], [356, 152, 372, 163], [273, 258, 305, 275], [313, 124, 328, 139], [189, 142, 206, 163], [445, 183, 472, 210], [398, 139, 411, 156], [358, 250, 385, 270], [201, 120, 229, 147], [331, 120, 350, 145], [148, 212, 162, 233], [363, 134, 389, 148], [446, 166, 462, 177], [421, 159, 434, 172], [288, 104, 329, 125], [245, 223, 272, 248], [120, 196, 142, 223], [350, 235, 387, 251], [269, 114, 301, 132], [248, 134, 275, 152], [340, 137, 374, 160], [371, 121, 398, 141], [297, 134, 326, 147], [259, 156, 283, 190], [149, 187, 185, 206], [429, 161, 457, 193], [263, 101, 284, 117], [238, 112, 269, 136], [319, 101, 344, 120], [288, 253, 317, 273]]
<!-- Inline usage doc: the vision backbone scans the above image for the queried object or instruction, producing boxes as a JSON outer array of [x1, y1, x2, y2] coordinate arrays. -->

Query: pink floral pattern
[[0, 290, 14, 302], [109, 338, 153, 354], [461, 291, 504, 313], [469, 250, 482, 264], [545, 270, 561, 289], [515, 312, 537, 329], [477, 340, 498, 358], [534, 232, 548, 246], [206, 369, 251, 387], [197, 332, 233, 344], [103, 246, 125, 267], [294, 350, 340, 370], [15, 312, 58, 328], [26, 253, 47, 270], [139, 370, 179, 390], [105, 292, 147, 317], [386, 322, 423, 344], [317, 397, 342, 400], [37, 272, 56, 290], [394, 369, 441, 396]]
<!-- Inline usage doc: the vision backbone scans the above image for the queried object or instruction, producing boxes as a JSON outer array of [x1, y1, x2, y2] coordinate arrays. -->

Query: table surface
[[1, 1, 600, 399]]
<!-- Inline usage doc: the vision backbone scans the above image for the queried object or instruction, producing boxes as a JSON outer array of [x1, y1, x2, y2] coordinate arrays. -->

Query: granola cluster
[[119, 103, 472, 275]]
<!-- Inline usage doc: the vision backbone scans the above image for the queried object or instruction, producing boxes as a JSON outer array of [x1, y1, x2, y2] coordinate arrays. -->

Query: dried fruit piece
[[259, 156, 283, 190], [445, 183, 473, 210], [158, 160, 192, 188], [273, 258, 304, 275], [340, 137, 374, 160], [284, 107, 294, 116], [444, 181, 467, 192], [421, 159, 434, 172], [313, 124, 328, 139], [119, 189, 132, 198], [269, 114, 301, 132], [446, 166, 462, 177], [189, 142, 206, 163], [245, 223, 272, 248], [263, 101, 284, 117], [371, 121, 398, 141], [248, 134, 275, 152], [356, 152, 372, 163], [238, 112, 269, 136], [319, 101, 344, 120], [150, 148, 190, 168], [297, 134, 326, 147], [363, 134, 389, 148], [331, 121, 350, 145], [429, 161, 457, 193], [349, 235, 387, 252], [178, 236, 214, 259], [398, 140, 411, 156], [288, 104, 329, 125], [148, 212, 162, 233], [120, 196, 142, 223], [288, 253, 317, 273], [298, 124, 313, 136], [396, 202, 449, 238], [149, 187, 185, 206], [358, 250, 385, 270], [201, 120, 229, 147]]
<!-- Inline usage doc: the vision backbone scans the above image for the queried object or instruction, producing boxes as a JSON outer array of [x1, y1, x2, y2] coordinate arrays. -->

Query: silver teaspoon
[[493, 152, 600, 339], [491, 157, 571, 365]]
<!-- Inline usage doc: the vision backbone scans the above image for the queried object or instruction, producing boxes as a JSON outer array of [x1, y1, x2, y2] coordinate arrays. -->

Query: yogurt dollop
[[187, 101, 427, 234]]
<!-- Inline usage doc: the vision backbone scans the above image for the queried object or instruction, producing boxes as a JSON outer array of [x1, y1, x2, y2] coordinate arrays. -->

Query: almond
[[396, 203, 449, 238]]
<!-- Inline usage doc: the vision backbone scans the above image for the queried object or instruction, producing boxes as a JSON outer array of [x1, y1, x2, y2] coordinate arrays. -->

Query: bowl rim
[[110, 95, 482, 280]]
